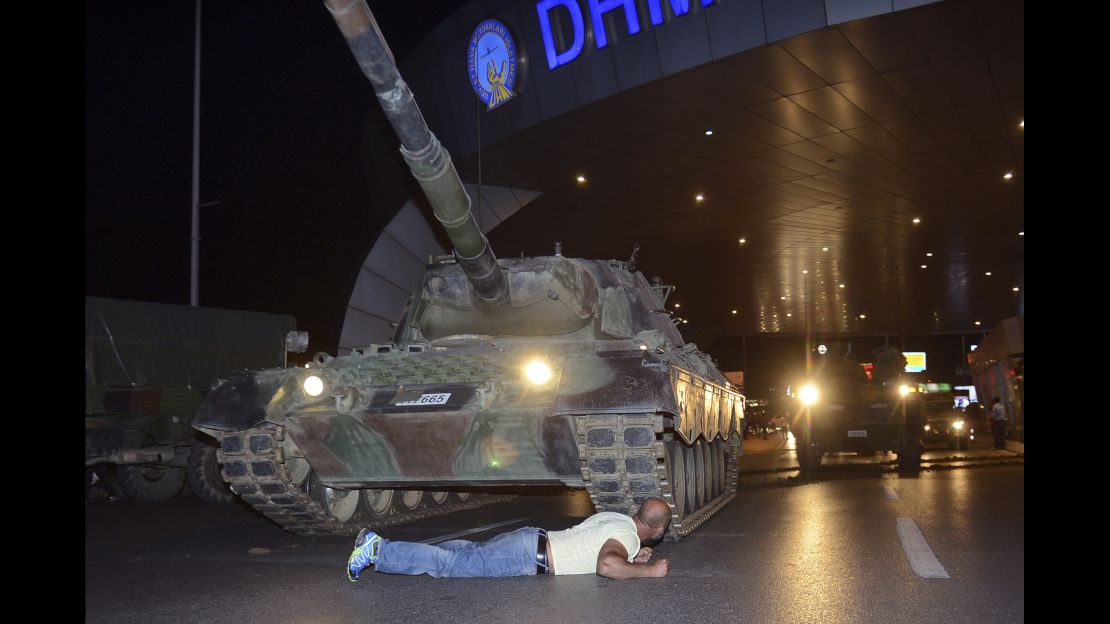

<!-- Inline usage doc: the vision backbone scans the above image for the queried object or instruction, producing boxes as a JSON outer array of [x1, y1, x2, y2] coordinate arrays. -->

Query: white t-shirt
[[546, 512, 640, 575]]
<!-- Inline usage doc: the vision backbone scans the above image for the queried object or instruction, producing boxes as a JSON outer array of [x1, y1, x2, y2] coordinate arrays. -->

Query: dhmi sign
[[536, 0, 717, 70]]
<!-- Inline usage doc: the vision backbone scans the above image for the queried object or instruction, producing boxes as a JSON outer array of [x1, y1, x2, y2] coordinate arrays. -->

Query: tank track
[[576, 412, 738, 539], [217, 424, 512, 536]]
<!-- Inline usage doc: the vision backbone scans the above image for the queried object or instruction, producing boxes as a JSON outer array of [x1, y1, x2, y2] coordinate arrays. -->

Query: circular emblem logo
[[468, 19, 517, 111], [817, 344, 828, 355]]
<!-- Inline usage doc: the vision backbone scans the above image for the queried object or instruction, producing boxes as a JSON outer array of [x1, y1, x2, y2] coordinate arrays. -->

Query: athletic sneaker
[[347, 528, 382, 582]]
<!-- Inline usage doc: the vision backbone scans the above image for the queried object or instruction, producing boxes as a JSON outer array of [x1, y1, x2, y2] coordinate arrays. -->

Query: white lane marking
[[896, 517, 950, 578], [421, 517, 530, 544], [883, 485, 900, 500]]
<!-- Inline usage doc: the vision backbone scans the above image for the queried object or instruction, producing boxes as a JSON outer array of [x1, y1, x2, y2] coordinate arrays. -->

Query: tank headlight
[[303, 375, 325, 397], [898, 384, 910, 396], [799, 384, 819, 406], [524, 360, 553, 385], [953, 420, 965, 430]]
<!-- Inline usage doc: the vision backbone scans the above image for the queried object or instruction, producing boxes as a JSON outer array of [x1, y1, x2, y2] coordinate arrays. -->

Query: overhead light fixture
[[1018, 231, 1024, 236], [926, 252, 933, 257], [786, 313, 792, 317], [682, 319, 688, 324], [576, 175, 586, 183], [822, 247, 829, 252], [1019, 120, 1024, 128], [912, 217, 921, 224], [1012, 287, 1019, 292], [674, 303, 681, 308], [731, 310, 738, 315], [859, 314, 866, 319], [738, 238, 747, 244], [838, 284, 845, 288], [985, 272, 992, 276], [1003, 172, 1013, 180], [695, 194, 704, 202], [781, 296, 786, 300], [921, 264, 927, 269], [705, 129, 714, 136], [975, 321, 981, 326], [802, 270, 809, 274]]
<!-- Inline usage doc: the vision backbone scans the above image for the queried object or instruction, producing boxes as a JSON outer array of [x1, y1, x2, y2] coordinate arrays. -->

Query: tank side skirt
[[217, 424, 511, 536]]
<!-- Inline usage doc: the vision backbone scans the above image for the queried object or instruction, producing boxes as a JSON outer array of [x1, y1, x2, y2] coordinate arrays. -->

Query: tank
[[192, 0, 745, 539]]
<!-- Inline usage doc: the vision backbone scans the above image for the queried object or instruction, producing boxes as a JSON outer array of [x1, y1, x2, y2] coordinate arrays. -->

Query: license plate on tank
[[847, 430, 867, 438], [393, 392, 451, 406]]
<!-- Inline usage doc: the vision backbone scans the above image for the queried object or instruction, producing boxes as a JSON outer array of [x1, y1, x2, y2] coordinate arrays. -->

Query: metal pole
[[190, 0, 202, 307]]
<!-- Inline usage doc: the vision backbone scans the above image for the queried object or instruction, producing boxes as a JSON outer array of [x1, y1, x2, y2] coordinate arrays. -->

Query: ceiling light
[[838, 284, 845, 288], [780, 296, 786, 300], [921, 265, 927, 269], [926, 252, 933, 257], [576, 175, 586, 183], [695, 194, 704, 201], [912, 217, 921, 224], [802, 270, 808, 274], [674, 303, 681, 308], [985, 272, 992, 276], [1003, 172, 1013, 180], [975, 321, 981, 326], [705, 129, 714, 136], [682, 319, 688, 324], [731, 310, 737, 315], [786, 313, 792, 317], [1018, 231, 1024, 236], [1019, 120, 1024, 128], [1012, 287, 1019, 292], [822, 247, 829, 252], [859, 314, 866, 319], [738, 238, 747, 244]]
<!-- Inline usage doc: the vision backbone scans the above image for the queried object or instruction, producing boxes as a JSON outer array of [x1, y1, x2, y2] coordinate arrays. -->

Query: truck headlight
[[799, 384, 819, 406]]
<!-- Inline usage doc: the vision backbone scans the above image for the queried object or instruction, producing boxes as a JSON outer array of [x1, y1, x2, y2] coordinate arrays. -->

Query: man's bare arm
[[596, 539, 669, 580]]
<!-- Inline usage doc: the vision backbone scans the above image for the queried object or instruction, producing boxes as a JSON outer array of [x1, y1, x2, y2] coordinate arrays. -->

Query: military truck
[[85, 297, 305, 502], [792, 346, 925, 478], [190, 0, 744, 540]]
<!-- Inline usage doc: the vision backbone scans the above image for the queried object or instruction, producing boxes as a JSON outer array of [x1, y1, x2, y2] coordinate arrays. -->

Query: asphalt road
[[86, 463, 1023, 624]]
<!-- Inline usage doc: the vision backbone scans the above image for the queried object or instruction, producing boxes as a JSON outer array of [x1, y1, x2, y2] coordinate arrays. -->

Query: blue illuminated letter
[[647, 0, 717, 26], [587, 0, 641, 49], [537, 0, 586, 70]]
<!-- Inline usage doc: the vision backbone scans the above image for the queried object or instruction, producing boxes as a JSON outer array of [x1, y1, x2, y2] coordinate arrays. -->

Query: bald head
[[634, 497, 672, 531]]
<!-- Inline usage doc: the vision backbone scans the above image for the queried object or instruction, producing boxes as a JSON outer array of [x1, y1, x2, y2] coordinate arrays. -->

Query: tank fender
[[192, 372, 270, 434]]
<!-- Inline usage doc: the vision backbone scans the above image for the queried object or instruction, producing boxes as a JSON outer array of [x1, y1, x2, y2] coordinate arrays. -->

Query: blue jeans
[[375, 527, 545, 578]]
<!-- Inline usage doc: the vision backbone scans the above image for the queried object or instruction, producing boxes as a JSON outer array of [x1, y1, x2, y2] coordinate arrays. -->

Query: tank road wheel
[[361, 489, 395, 519], [693, 439, 709, 509], [664, 440, 687, 519], [428, 491, 450, 506], [186, 439, 234, 504], [398, 490, 424, 512], [116, 465, 186, 503], [681, 442, 699, 513], [307, 473, 360, 523], [452, 491, 472, 503], [713, 438, 726, 496]]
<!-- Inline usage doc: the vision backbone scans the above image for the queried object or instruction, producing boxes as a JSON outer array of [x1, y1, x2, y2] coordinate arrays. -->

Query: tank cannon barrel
[[323, 0, 509, 306]]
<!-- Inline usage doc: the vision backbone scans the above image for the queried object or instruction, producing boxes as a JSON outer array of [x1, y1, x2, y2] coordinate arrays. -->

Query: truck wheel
[[898, 440, 923, 475], [117, 465, 186, 503], [187, 440, 234, 504], [796, 432, 818, 480]]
